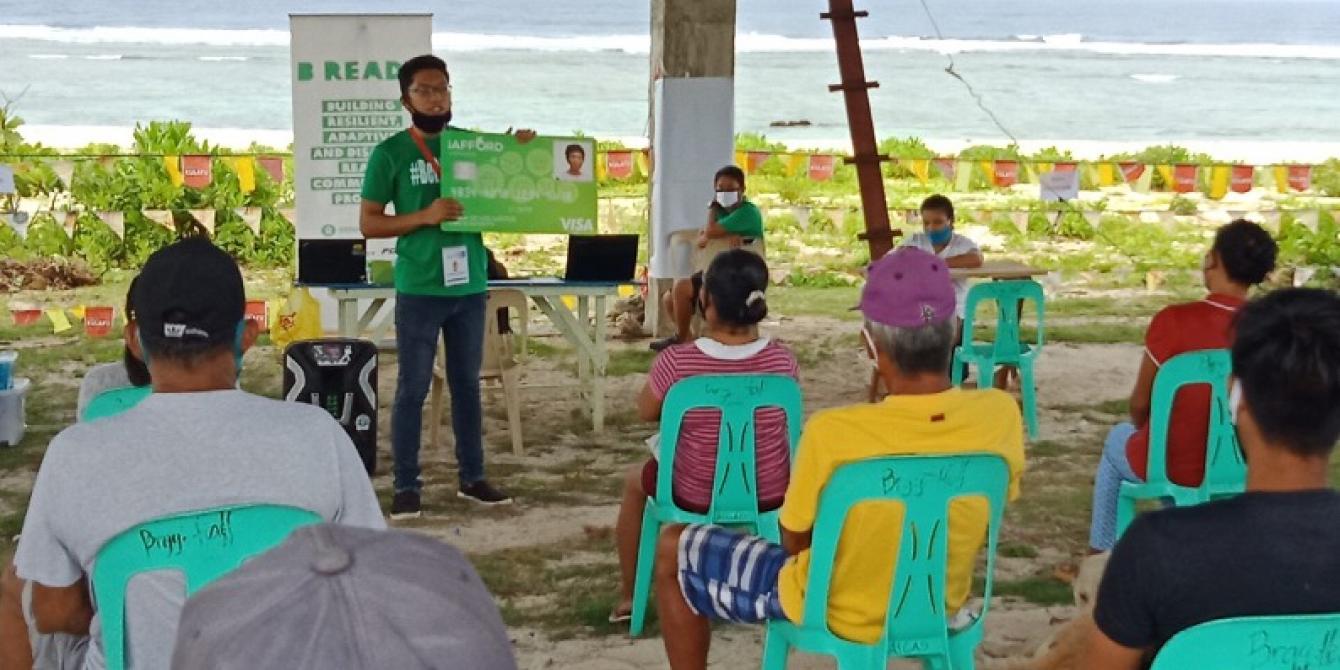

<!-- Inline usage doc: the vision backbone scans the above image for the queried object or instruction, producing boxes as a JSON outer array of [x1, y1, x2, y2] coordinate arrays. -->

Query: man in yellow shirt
[[652, 247, 1026, 669]]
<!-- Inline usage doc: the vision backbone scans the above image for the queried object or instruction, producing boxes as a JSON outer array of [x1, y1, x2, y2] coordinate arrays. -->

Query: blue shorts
[[676, 524, 790, 623]]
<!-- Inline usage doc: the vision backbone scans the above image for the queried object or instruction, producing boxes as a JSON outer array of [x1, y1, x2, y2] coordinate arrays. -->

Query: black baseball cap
[[132, 237, 245, 347]]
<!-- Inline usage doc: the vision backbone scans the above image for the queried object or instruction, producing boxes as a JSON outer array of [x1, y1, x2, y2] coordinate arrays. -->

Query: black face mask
[[410, 110, 452, 134]]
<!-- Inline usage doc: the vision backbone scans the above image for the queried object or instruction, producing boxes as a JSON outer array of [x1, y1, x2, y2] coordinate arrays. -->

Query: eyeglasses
[[409, 84, 452, 99]]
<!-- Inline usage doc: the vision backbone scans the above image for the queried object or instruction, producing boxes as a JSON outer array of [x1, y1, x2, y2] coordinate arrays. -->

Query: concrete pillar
[[645, 0, 736, 337]]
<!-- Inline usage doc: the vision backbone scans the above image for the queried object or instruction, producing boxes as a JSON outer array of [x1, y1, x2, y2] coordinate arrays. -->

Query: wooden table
[[322, 279, 632, 432], [950, 260, 1047, 280]]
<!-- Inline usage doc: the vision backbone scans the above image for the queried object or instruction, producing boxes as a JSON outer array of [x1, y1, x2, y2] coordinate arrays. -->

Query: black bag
[[282, 338, 378, 475]]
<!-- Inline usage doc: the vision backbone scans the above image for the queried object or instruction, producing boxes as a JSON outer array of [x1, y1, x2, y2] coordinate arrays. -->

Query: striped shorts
[[676, 524, 790, 624]]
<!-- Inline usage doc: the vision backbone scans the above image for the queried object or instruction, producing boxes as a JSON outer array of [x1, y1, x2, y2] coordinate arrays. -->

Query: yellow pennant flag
[[1097, 163, 1118, 187], [785, 153, 807, 177], [231, 157, 256, 194], [634, 151, 650, 178], [905, 159, 931, 184], [1156, 165, 1175, 189], [734, 150, 747, 170], [954, 160, 973, 192], [163, 156, 184, 187], [978, 160, 995, 186], [1272, 165, 1290, 194], [46, 308, 72, 334], [1209, 165, 1231, 200], [595, 153, 607, 181], [71, 305, 86, 320]]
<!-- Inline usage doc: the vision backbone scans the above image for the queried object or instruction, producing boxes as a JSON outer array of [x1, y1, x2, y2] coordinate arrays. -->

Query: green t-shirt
[[361, 129, 487, 297], [717, 200, 764, 238]]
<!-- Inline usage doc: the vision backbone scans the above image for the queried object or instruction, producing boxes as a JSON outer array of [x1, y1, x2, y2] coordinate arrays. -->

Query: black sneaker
[[649, 336, 682, 352], [389, 490, 422, 520], [458, 480, 513, 505]]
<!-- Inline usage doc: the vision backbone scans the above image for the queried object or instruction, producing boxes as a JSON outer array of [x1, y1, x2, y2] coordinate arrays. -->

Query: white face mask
[[1229, 380, 1243, 426], [715, 191, 740, 208]]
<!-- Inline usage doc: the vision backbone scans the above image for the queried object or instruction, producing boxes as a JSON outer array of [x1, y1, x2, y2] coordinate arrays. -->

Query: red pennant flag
[[245, 300, 269, 333], [993, 160, 1019, 188], [257, 156, 285, 184], [1173, 164, 1198, 193], [181, 155, 212, 189], [932, 158, 956, 181], [1288, 165, 1312, 191], [1118, 162, 1145, 182], [1053, 161, 1078, 172], [807, 155, 836, 181], [605, 151, 634, 180], [745, 151, 771, 174], [83, 306, 115, 338], [1230, 165, 1254, 193]]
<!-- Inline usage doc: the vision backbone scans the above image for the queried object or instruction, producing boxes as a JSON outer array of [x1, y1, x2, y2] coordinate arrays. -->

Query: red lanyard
[[408, 127, 442, 178]]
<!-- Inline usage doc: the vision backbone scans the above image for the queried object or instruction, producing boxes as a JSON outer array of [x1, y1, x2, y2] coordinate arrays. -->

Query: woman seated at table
[[609, 249, 798, 623]]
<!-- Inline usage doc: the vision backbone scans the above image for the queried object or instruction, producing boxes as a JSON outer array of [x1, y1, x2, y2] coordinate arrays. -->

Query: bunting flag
[[784, 153, 808, 178], [71, 305, 86, 320], [1156, 165, 1175, 190], [1118, 162, 1144, 182], [733, 150, 747, 171], [182, 155, 212, 188], [244, 300, 269, 332], [1096, 163, 1118, 187], [189, 209, 216, 235], [978, 160, 994, 185], [954, 160, 973, 192], [1260, 211, 1281, 228], [634, 150, 650, 178], [97, 211, 124, 238], [1010, 211, 1030, 233], [231, 157, 257, 194], [1, 210, 29, 239], [83, 306, 115, 338], [46, 308, 72, 334], [901, 158, 930, 184], [828, 208, 845, 230], [1296, 210, 1320, 231], [1231, 165, 1255, 194], [745, 151, 770, 174], [0, 164, 14, 194], [1054, 161, 1078, 172], [1083, 211, 1102, 228], [1279, 164, 1313, 192], [278, 208, 297, 227], [17, 198, 40, 220], [143, 209, 174, 231], [163, 156, 184, 187], [807, 154, 836, 181], [257, 156, 285, 184], [51, 160, 75, 189], [60, 210, 78, 237], [1209, 166, 1231, 200], [594, 153, 607, 181], [604, 151, 634, 180], [1157, 211, 1179, 227], [236, 207, 264, 234], [992, 160, 1019, 188], [1173, 164, 1198, 193], [932, 158, 956, 182]]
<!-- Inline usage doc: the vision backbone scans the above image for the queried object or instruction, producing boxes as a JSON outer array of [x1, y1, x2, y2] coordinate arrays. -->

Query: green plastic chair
[[628, 374, 803, 637], [1115, 348, 1244, 539], [761, 453, 1011, 670], [1150, 613, 1340, 669], [91, 504, 322, 670], [81, 385, 152, 422], [951, 280, 1045, 440]]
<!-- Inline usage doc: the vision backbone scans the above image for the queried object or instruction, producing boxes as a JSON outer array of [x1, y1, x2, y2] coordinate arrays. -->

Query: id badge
[[442, 246, 469, 287]]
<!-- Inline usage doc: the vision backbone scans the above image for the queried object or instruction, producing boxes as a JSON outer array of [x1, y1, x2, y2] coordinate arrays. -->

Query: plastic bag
[[271, 287, 323, 349]]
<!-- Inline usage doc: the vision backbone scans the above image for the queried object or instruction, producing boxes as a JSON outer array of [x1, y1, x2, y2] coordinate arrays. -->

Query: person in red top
[[1088, 219, 1276, 552], [609, 249, 799, 623]]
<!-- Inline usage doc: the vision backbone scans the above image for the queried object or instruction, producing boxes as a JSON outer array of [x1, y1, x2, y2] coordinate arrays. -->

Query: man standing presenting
[[361, 54, 528, 518]]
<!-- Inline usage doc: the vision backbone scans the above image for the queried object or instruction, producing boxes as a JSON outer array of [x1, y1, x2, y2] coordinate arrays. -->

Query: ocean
[[1, 0, 1339, 149]]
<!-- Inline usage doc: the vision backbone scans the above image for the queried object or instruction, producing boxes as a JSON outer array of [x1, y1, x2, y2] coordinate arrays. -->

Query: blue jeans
[[1089, 422, 1141, 551], [392, 292, 487, 492]]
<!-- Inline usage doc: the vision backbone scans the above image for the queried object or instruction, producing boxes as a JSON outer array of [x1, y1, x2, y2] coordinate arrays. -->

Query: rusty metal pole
[[822, 0, 897, 261]]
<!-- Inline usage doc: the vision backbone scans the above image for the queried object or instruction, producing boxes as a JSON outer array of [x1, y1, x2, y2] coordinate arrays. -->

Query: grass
[[991, 575, 1074, 606], [606, 349, 655, 377], [470, 536, 626, 638], [769, 286, 860, 321]]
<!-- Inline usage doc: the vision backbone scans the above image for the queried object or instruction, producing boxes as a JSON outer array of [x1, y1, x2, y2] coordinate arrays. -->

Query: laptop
[[298, 239, 367, 285], [563, 234, 638, 282]]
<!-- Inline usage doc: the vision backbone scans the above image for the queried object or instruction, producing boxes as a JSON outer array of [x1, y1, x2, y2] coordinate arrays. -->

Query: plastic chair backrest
[[657, 374, 803, 525], [91, 504, 322, 670], [81, 385, 152, 423], [797, 454, 1010, 660], [1150, 613, 1340, 669], [1145, 349, 1243, 494], [482, 289, 528, 375], [961, 280, 1045, 359]]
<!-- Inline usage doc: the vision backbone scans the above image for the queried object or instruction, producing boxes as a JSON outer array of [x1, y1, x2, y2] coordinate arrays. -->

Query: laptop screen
[[565, 235, 638, 282]]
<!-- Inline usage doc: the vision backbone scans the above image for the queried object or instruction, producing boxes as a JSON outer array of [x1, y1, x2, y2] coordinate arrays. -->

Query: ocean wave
[[198, 56, 249, 61], [1131, 73, 1180, 83], [2, 23, 1339, 59]]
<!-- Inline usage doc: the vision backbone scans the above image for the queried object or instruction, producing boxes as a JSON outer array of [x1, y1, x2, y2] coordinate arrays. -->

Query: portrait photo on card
[[554, 140, 593, 182]]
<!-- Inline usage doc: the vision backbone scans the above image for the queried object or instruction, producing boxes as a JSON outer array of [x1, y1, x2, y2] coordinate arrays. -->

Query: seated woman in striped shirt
[[610, 249, 799, 623]]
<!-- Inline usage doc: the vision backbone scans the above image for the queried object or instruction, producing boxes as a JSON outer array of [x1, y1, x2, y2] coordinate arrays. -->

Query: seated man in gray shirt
[[7, 237, 386, 670]]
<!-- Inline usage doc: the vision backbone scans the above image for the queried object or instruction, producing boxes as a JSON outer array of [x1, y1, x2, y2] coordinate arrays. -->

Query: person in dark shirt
[[1088, 287, 1340, 669]]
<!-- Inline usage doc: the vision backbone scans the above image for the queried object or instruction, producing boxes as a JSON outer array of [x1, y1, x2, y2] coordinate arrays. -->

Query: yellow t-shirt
[[776, 388, 1025, 644]]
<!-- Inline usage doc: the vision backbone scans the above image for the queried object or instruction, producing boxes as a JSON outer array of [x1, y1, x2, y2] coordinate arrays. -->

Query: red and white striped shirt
[[649, 338, 799, 509]]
